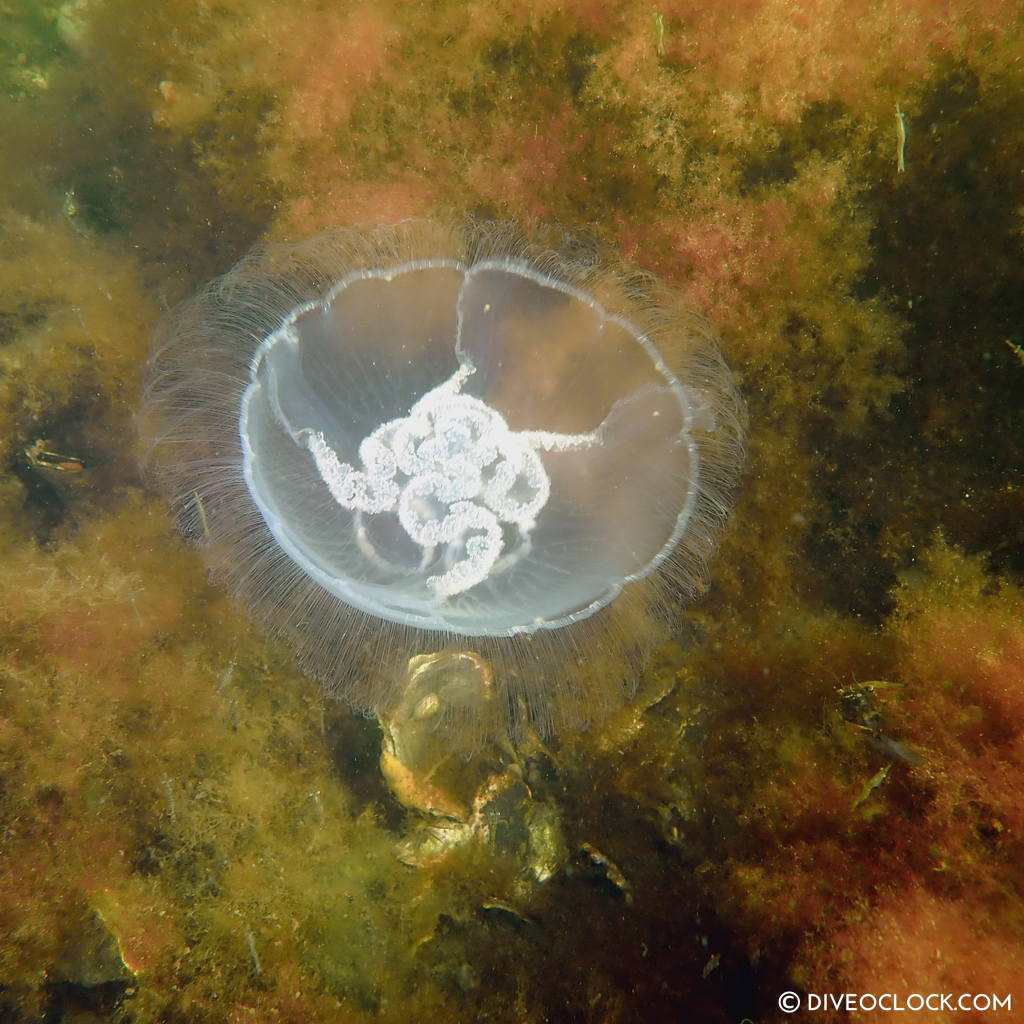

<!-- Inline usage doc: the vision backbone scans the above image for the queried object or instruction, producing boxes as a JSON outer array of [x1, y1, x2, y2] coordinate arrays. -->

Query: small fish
[[24, 439, 85, 473]]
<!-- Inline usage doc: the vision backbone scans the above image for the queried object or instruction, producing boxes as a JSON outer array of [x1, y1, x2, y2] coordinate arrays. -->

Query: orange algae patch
[[95, 885, 183, 978], [465, 102, 598, 220], [0, 498, 205, 677], [825, 889, 1024, 1022], [707, 539, 1024, 1004], [644, 0, 1016, 124], [898, 584, 1024, 750], [888, 543, 1024, 848], [271, 4, 401, 143]]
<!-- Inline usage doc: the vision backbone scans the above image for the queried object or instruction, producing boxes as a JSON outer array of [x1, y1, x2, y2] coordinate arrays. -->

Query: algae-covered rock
[[1, 0, 1022, 1020]]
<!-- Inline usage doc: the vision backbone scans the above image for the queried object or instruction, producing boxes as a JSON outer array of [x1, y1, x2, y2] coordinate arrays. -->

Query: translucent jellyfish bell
[[142, 222, 745, 742], [242, 259, 699, 635]]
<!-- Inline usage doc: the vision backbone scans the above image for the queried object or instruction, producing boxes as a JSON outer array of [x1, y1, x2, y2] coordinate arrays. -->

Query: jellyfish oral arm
[[303, 369, 600, 600]]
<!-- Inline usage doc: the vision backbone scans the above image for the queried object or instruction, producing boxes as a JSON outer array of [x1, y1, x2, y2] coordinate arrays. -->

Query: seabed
[[1, 0, 1023, 1020]]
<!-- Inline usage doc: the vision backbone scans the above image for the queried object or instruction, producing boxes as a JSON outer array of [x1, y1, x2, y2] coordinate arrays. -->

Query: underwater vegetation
[[1, 0, 1022, 1021]]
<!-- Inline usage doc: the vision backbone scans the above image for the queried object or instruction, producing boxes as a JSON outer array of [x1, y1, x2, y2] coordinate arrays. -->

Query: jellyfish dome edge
[[141, 220, 745, 743]]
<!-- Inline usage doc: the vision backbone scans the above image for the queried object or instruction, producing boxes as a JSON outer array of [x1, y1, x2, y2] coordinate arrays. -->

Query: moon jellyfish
[[141, 221, 745, 742]]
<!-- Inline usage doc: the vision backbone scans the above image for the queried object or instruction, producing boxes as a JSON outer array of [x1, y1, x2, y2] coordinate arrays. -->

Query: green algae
[[1, 0, 1023, 1020]]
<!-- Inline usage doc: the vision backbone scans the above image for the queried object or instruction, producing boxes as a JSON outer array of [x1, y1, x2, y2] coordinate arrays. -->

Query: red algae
[[680, 540, 1024, 1016], [828, 889, 1024, 1023], [1, 0, 1023, 1019], [277, 6, 401, 142]]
